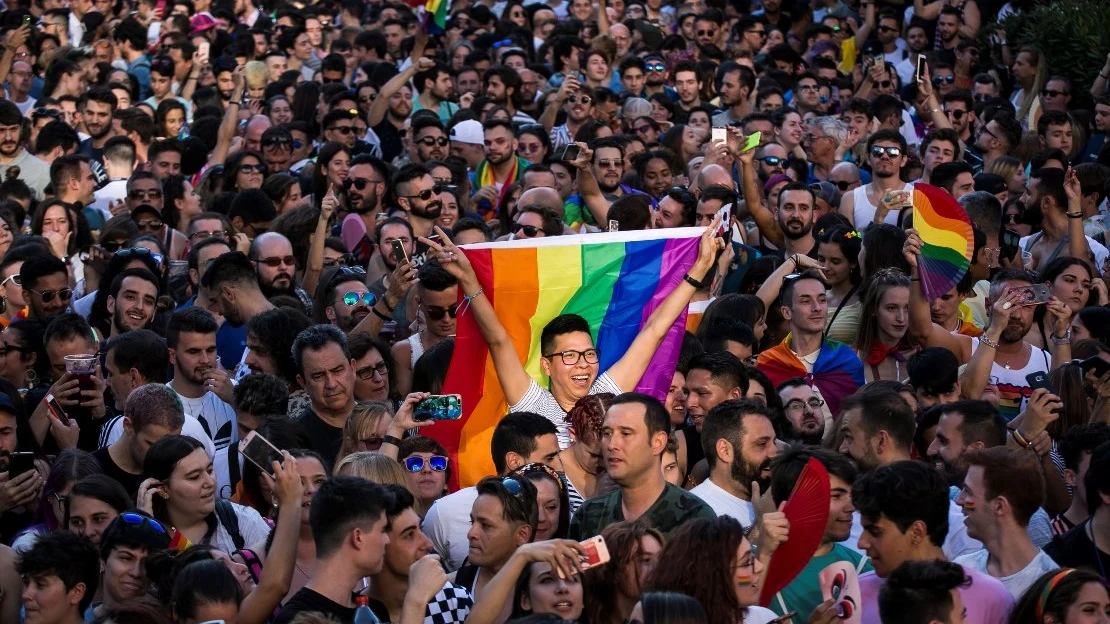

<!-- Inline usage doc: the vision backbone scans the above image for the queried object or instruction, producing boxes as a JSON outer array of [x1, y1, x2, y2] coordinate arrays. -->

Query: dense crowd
[[0, 0, 1105, 623]]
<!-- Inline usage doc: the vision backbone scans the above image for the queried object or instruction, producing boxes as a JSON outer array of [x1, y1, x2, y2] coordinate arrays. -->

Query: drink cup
[[64, 354, 98, 394]]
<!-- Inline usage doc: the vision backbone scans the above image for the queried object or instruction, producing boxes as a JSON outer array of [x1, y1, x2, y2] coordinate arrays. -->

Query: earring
[[271, 498, 279, 517], [24, 367, 37, 389]]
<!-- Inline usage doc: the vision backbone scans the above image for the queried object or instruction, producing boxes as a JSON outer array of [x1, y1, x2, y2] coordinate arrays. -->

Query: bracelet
[[790, 254, 799, 271], [382, 435, 402, 447], [380, 296, 396, 312], [683, 273, 705, 289], [1066, 212, 1084, 219], [371, 305, 391, 322], [911, 277, 920, 281], [1051, 328, 1072, 344], [1010, 429, 1031, 448], [458, 287, 484, 316], [228, 101, 240, 108], [979, 334, 999, 349]]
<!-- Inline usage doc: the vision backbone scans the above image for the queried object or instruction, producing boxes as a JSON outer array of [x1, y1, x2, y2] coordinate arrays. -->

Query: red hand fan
[[758, 457, 830, 606]]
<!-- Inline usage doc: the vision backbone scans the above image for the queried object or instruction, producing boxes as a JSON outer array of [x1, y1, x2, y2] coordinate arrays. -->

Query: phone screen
[[239, 432, 283, 477], [560, 145, 581, 162], [711, 126, 727, 144], [9, 452, 34, 477], [742, 131, 761, 153], [413, 395, 463, 421], [45, 393, 67, 422], [1000, 229, 1021, 262]]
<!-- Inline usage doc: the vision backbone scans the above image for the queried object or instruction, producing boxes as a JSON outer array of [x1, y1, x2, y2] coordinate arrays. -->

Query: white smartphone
[[579, 535, 611, 569], [916, 54, 927, 82], [198, 40, 210, 60], [238, 431, 283, 477], [711, 126, 727, 144]]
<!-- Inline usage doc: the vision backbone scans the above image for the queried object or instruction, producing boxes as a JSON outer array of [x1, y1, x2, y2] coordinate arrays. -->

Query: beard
[[0, 139, 19, 157], [113, 308, 144, 335], [487, 149, 512, 166], [779, 216, 813, 240], [933, 455, 965, 488], [353, 188, 380, 215], [732, 454, 772, 492], [410, 199, 442, 220], [260, 274, 294, 299], [598, 177, 621, 194]]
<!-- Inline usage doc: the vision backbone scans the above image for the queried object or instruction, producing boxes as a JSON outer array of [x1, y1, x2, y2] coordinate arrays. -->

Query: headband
[[1036, 568, 1076, 622]]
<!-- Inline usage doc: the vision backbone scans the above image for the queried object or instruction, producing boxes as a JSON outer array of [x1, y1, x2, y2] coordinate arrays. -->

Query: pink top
[[858, 564, 1014, 624]]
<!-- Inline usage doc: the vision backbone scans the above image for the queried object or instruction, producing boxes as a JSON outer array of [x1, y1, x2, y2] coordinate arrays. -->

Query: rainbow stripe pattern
[[913, 183, 974, 301], [423, 0, 448, 34], [425, 228, 702, 488]]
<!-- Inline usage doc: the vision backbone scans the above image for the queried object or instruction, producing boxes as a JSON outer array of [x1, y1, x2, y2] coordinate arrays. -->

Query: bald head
[[518, 187, 564, 218], [697, 164, 734, 192], [244, 115, 272, 151]]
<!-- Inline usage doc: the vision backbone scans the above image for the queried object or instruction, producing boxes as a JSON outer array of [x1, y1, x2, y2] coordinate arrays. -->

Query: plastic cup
[[64, 354, 98, 394]]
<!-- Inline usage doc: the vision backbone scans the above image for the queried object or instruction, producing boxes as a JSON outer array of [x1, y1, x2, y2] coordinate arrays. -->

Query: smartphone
[[197, 40, 210, 59], [578, 535, 611, 569], [1017, 283, 1051, 306], [871, 54, 884, 68], [1000, 228, 1021, 263], [558, 144, 581, 162], [238, 431, 283, 478], [390, 239, 409, 264], [8, 452, 34, 478], [1026, 371, 1054, 394], [608, 219, 619, 232], [155, 0, 167, 16], [742, 131, 761, 153], [44, 393, 66, 422], [1080, 355, 1110, 378], [711, 126, 727, 144], [22, 14, 31, 26], [915, 54, 927, 82], [413, 394, 463, 421], [714, 202, 732, 241]]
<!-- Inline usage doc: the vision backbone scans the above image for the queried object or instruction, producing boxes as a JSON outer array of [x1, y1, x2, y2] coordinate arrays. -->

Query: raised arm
[[420, 227, 536, 404], [209, 66, 244, 167], [913, 0, 942, 21], [301, 187, 336, 298], [737, 136, 785, 247], [1065, 167, 1093, 263], [0, 25, 30, 94], [956, 0, 980, 40], [463, 541, 585, 624], [540, 75, 579, 134], [1043, 297, 1073, 368], [239, 453, 302, 624], [348, 259, 419, 339], [958, 288, 1021, 400], [755, 253, 825, 313], [368, 36, 432, 127], [917, 65, 953, 130], [568, 143, 612, 225], [606, 222, 725, 390], [852, 1, 876, 49]]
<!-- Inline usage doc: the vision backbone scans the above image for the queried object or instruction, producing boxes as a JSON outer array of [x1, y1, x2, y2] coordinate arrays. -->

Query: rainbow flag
[[425, 229, 703, 489], [423, 0, 448, 34], [912, 183, 973, 301]]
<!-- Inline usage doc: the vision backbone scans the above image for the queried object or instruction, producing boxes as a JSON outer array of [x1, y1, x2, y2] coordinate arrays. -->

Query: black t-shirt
[[373, 119, 404, 164], [272, 588, 355, 624], [680, 422, 704, 480], [92, 446, 143, 501], [296, 406, 345, 470], [1045, 521, 1110, 576]]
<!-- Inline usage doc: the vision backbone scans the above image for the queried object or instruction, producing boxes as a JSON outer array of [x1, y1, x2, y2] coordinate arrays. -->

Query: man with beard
[[776, 379, 827, 445], [767, 447, 872, 621], [20, 254, 72, 321], [712, 62, 754, 127], [251, 233, 313, 309], [690, 398, 776, 528], [292, 324, 357, 462], [839, 130, 915, 227], [483, 66, 536, 124], [392, 261, 458, 395], [907, 348, 962, 410], [409, 116, 449, 165], [105, 269, 159, 338], [166, 307, 239, 458], [368, 55, 434, 163], [448, 119, 485, 171], [412, 61, 458, 124], [320, 266, 376, 334], [678, 352, 747, 485], [751, 143, 788, 184], [321, 109, 358, 151], [260, 126, 294, 174], [564, 138, 653, 229], [0, 100, 49, 197], [393, 163, 442, 247], [77, 88, 117, 185], [472, 120, 528, 219], [964, 111, 1021, 175], [340, 155, 390, 264], [201, 252, 276, 380], [837, 389, 915, 473], [1021, 167, 1108, 272], [543, 77, 593, 152], [741, 176, 819, 260]]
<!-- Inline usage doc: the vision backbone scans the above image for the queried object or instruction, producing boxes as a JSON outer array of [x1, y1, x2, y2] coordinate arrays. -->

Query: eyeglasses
[[189, 229, 229, 241], [636, 124, 654, 134], [1043, 89, 1070, 98], [401, 189, 436, 201], [830, 180, 854, 191], [870, 145, 902, 159], [757, 156, 785, 166], [511, 223, 542, 237], [359, 93, 377, 103], [327, 125, 355, 136], [542, 348, 600, 366], [404, 455, 449, 472], [567, 94, 592, 105], [356, 362, 389, 380], [323, 254, 356, 267], [946, 108, 966, 120], [1, 274, 20, 287], [596, 159, 621, 169], [0, 342, 28, 356], [346, 177, 382, 191], [696, 29, 716, 37], [932, 75, 955, 86], [128, 188, 162, 200], [29, 288, 73, 303], [1004, 213, 1020, 224], [785, 397, 825, 412], [417, 136, 449, 146], [492, 39, 514, 49], [255, 255, 295, 268], [261, 136, 291, 148], [745, 29, 767, 36], [877, 25, 899, 33], [240, 164, 266, 174], [119, 511, 171, 537], [424, 303, 459, 321], [518, 143, 543, 153], [136, 219, 165, 230], [646, 62, 666, 72], [343, 291, 374, 306]]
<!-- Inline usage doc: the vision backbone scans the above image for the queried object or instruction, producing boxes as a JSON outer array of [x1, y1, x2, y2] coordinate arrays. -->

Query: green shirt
[[567, 483, 716, 540], [768, 543, 873, 623]]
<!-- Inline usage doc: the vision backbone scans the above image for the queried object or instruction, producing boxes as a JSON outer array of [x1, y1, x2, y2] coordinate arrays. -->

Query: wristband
[[1066, 212, 1084, 219], [371, 305, 391, 322], [979, 335, 999, 349], [683, 273, 705, 289], [382, 435, 402, 447], [380, 296, 396, 312], [1010, 428, 1031, 448]]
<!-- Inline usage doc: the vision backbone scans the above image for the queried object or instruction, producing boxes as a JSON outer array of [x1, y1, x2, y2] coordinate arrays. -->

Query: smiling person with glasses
[[838, 130, 913, 228], [19, 254, 72, 321]]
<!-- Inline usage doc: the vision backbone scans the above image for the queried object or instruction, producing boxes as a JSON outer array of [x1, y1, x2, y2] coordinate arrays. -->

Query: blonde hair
[[333, 451, 409, 488], [244, 60, 268, 89], [1015, 47, 1047, 125], [987, 155, 1023, 182], [337, 401, 394, 464]]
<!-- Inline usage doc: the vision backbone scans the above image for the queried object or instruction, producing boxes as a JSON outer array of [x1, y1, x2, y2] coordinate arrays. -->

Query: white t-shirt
[[743, 606, 784, 624], [510, 372, 623, 448], [206, 500, 272, 555], [970, 337, 1051, 421], [954, 548, 1059, 599], [422, 486, 479, 572], [689, 478, 754, 529]]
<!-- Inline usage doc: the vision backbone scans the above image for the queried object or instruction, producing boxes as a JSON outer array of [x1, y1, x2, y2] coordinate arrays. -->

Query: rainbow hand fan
[[759, 457, 831, 607], [912, 183, 974, 301]]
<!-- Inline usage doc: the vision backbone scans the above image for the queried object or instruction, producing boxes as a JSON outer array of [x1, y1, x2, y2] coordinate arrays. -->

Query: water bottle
[[354, 595, 380, 624]]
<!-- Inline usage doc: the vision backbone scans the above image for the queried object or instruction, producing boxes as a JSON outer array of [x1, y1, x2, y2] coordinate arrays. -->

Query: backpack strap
[[215, 499, 245, 551], [236, 547, 264, 585]]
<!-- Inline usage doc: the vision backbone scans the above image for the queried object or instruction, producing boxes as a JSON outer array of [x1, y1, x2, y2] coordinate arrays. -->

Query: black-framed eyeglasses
[[542, 348, 600, 366], [424, 303, 459, 321], [511, 223, 542, 237], [327, 125, 354, 135], [323, 253, 356, 267], [417, 136, 449, 147], [356, 362, 389, 380], [567, 94, 592, 105], [29, 287, 72, 303], [946, 108, 966, 120], [240, 164, 267, 174], [785, 398, 825, 412], [343, 291, 374, 306], [404, 455, 448, 472], [870, 145, 902, 159], [874, 80, 892, 89], [401, 189, 436, 201], [0, 342, 29, 356]]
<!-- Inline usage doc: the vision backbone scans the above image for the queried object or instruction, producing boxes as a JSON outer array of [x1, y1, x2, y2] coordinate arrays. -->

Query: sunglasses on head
[[115, 247, 157, 262], [119, 511, 171, 537], [343, 291, 374, 306], [870, 145, 902, 159], [511, 223, 542, 237], [404, 455, 448, 472], [326, 265, 367, 290], [424, 303, 459, 321], [29, 287, 72, 303], [417, 136, 449, 146], [932, 75, 955, 86]]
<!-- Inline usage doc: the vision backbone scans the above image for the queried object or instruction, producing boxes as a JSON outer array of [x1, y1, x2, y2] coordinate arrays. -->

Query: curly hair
[[565, 393, 614, 446], [584, 521, 665, 624], [646, 516, 748, 624]]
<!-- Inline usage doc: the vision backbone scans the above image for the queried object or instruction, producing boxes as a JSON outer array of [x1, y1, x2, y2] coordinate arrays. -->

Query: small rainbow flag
[[423, 0, 448, 34], [425, 229, 703, 489], [913, 183, 973, 301]]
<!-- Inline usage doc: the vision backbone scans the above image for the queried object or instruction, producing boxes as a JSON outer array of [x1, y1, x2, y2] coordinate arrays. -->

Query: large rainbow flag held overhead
[[424, 228, 704, 489]]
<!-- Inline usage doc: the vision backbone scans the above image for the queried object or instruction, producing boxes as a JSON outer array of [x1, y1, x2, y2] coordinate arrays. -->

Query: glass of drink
[[64, 354, 98, 395]]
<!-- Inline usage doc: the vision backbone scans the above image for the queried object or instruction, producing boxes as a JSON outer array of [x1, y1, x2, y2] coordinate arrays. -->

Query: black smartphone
[[1080, 355, 1110, 378], [8, 452, 34, 478], [390, 239, 409, 264], [558, 144, 581, 162], [1000, 229, 1021, 263], [1026, 371, 1055, 394]]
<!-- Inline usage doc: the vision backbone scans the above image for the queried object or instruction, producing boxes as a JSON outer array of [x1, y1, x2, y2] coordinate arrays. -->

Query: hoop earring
[[24, 367, 37, 389]]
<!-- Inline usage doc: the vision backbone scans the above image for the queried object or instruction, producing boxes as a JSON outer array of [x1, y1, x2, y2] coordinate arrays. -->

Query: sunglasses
[[636, 125, 653, 134], [322, 254, 356, 267], [424, 303, 459, 321], [518, 143, 543, 153], [0, 274, 19, 287], [189, 229, 229, 241], [417, 136, 450, 147], [128, 188, 162, 200], [567, 95, 592, 105], [646, 62, 666, 72], [870, 145, 902, 159], [874, 80, 892, 89], [1042, 89, 1070, 98], [696, 29, 716, 37], [359, 93, 378, 103], [240, 164, 266, 174], [256, 255, 295, 268], [29, 287, 72, 303], [797, 84, 819, 92], [356, 361, 388, 380], [511, 223, 542, 237], [343, 291, 374, 306], [946, 109, 966, 120], [831, 180, 854, 191], [115, 247, 163, 266], [346, 177, 381, 191], [119, 511, 170, 537], [404, 455, 448, 472], [401, 189, 436, 201], [501, 477, 525, 497], [932, 75, 955, 86], [136, 219, 164, 230], [757, 156, 785, 166]]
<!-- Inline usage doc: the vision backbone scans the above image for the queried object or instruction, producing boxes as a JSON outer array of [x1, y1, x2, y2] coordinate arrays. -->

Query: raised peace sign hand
[[419, 225, 476, 284]]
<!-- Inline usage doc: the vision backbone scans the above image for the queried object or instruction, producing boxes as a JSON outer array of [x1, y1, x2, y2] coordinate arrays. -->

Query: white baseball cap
[[449, 119, 484, 146]]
